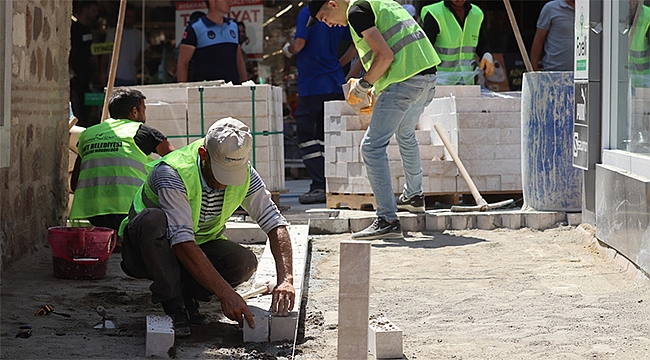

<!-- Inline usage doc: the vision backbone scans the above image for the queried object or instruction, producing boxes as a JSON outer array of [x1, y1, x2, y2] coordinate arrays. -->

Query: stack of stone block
[[323, 85, 522, 202], [130, 83, 285, 193]]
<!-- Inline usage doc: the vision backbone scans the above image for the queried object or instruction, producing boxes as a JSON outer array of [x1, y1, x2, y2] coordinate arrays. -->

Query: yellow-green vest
[[70, 119, 151, 220], [348, 0, 440, 93], [421, 1, 483, 85], [118, 139, 250, 245], [630, 5, 650, 88]]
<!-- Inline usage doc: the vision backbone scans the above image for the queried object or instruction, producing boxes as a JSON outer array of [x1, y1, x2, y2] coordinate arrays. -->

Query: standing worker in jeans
[[69, 88, 175, 233], [420, 0, 494, 85], [282, 6, 355, 204], [307, 0, 440, 239]]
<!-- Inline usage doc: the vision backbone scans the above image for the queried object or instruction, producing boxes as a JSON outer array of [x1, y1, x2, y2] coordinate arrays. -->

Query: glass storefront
[[611, 0, 650, 154]]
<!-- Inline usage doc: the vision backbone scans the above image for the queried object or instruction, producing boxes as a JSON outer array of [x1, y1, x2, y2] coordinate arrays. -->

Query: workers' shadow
[[371, 232, 485, 249]]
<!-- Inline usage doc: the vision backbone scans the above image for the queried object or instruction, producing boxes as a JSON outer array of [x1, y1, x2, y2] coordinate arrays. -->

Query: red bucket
[[47, 226, 116, 280]]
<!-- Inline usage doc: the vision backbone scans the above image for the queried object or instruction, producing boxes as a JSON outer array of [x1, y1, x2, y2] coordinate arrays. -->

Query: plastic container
[[521, 72, 583, 212], [47, 227, 116, 280]]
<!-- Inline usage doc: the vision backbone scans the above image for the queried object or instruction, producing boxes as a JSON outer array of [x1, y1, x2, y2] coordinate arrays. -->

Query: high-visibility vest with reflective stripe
[[70, 119, 151, 220], [349, 0, 440, 93], [118, 139, 250, 245], [630, 5, 650, 88], [421, 1, 482, 85]]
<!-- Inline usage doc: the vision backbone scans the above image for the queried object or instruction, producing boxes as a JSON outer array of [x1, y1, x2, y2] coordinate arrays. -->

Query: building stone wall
[[0, 1, 71, 269]]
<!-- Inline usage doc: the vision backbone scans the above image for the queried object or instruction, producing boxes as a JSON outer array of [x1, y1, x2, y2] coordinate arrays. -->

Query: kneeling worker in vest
[[70, 88, 175, 233], [307, 0, 440, 239], [118, 118, 295, 338], [421, 0, 494, 85]]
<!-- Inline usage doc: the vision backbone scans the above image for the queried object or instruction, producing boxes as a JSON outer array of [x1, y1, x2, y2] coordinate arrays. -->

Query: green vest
[[630, 5, 650, 88], [349, 0, 440, 93], [421, 1, 483, 85], [118, 139, 250, 245], [70, 119, 151, 220]]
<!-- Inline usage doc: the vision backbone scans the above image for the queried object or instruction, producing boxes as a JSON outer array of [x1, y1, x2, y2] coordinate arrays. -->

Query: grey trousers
[[120, 208, 258, 311]]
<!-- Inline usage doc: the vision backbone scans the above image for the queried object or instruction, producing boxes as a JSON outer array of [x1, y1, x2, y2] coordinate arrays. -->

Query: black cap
[[306, 0, 327, 27]]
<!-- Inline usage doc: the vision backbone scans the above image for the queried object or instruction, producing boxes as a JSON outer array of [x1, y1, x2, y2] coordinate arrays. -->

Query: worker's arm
[[267, 225, 295, 316], [173, 241, 255, 328], [339, 43, 357, 67], [288, 38, 306, 55], [359, 26, 393, 85], [237, 45, 248, 84], [530, 28, 548, 71], [155, 140, 175, 157], [346, 60, 364, 81], [176, 44, 195, 82], [70, 155, 81, 192]]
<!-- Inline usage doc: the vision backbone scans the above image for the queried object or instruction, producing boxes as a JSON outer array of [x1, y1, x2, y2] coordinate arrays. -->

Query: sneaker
[[184, 297, 210, 326], [299, 189, 326, 204], [170, 308, 191, 338], [351, 217, 402, 240], [396, 194, 425, 213]]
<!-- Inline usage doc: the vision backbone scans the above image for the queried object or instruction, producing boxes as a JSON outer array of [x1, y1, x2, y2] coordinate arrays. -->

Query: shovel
[[433, 123, 514, 212]]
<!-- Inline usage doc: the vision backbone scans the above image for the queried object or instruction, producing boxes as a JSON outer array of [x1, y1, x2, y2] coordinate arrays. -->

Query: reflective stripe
[[302, 151, 324, 160], [439, 59, 474, 69], [383, 18, 417, 41], [299, 139, 323, 148], [361, 30, 427, 64], [461, 46, 476, 53], [630, 49, 650, 58], [630, 62, 650, 71], [435, 47, 460, 55], [82, 157, 146, 174], [77, 176, 145, 189]]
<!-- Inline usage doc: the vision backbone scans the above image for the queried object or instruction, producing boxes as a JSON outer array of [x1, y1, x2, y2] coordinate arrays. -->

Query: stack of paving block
[[323, 85, 522, 205], [129, 82, 285, 193], [436, 85, 522, 194]]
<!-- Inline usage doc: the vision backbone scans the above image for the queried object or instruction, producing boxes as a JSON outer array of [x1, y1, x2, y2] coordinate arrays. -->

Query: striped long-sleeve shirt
[[149, 162, 288, 247]]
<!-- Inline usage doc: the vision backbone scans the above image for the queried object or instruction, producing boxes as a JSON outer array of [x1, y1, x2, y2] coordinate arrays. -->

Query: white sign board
[[574, 0, 589, 80]]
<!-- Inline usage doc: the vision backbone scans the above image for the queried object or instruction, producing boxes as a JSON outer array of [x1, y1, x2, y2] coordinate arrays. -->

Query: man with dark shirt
[[69, 0, 99, 127], [177, 0, 247, 84], [421, 0, 493, 85], [307, 0, 440, 239], [70, 88, 175, 233]]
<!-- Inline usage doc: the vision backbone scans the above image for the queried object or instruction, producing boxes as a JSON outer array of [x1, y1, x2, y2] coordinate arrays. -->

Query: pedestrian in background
[[177, 0, 247, 84], [420, 0, 494, 85], [69, 0, 100, 128], [530, 0, 575, 71], [307, 0, 440, 239], [101, 4, 148, 86], [282, 6, 355, 204]]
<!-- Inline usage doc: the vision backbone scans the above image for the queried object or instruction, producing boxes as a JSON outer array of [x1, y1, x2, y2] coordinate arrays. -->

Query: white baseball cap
[[204, 117, 252, 186]]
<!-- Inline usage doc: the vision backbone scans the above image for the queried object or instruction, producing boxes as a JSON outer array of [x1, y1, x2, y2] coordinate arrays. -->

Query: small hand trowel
[[93, 306, 116, 329]]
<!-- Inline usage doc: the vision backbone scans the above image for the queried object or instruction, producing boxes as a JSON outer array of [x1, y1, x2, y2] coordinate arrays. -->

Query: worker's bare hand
[[220, 290, 255, 328], [271, 281, 295, 317]]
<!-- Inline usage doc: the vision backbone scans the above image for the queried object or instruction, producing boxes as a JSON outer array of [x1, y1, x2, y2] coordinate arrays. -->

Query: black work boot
[[184, 296, 210, 326], [163, 301, 191, 338]]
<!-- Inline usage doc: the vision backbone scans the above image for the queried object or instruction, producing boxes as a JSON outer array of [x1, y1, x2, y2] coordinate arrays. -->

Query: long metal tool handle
[[503, 0, 532, 72], [433, 123, 488, 210]]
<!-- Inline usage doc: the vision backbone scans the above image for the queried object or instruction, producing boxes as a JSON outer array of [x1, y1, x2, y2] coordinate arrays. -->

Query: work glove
[[480, 52, 495, 78], [282, 42, 293, 58], [360, 92, 375, 114], [347, 78, 372, 105]]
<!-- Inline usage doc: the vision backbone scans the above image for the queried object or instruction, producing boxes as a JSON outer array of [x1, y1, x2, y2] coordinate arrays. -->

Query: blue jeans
[[360, 73, 437, 222]]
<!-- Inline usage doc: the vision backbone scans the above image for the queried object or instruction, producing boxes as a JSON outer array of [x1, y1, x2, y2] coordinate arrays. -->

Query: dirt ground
[[3, 225, 650, 359]]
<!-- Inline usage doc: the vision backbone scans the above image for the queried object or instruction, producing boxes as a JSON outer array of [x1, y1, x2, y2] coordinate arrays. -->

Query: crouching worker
[[118, 117, 295, 338]]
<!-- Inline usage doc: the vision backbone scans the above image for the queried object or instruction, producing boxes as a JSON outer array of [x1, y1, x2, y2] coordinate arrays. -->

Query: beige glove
[[360, 92, 375, 114], [346, 78, 372, 106], [480, 52, 495, 78]]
